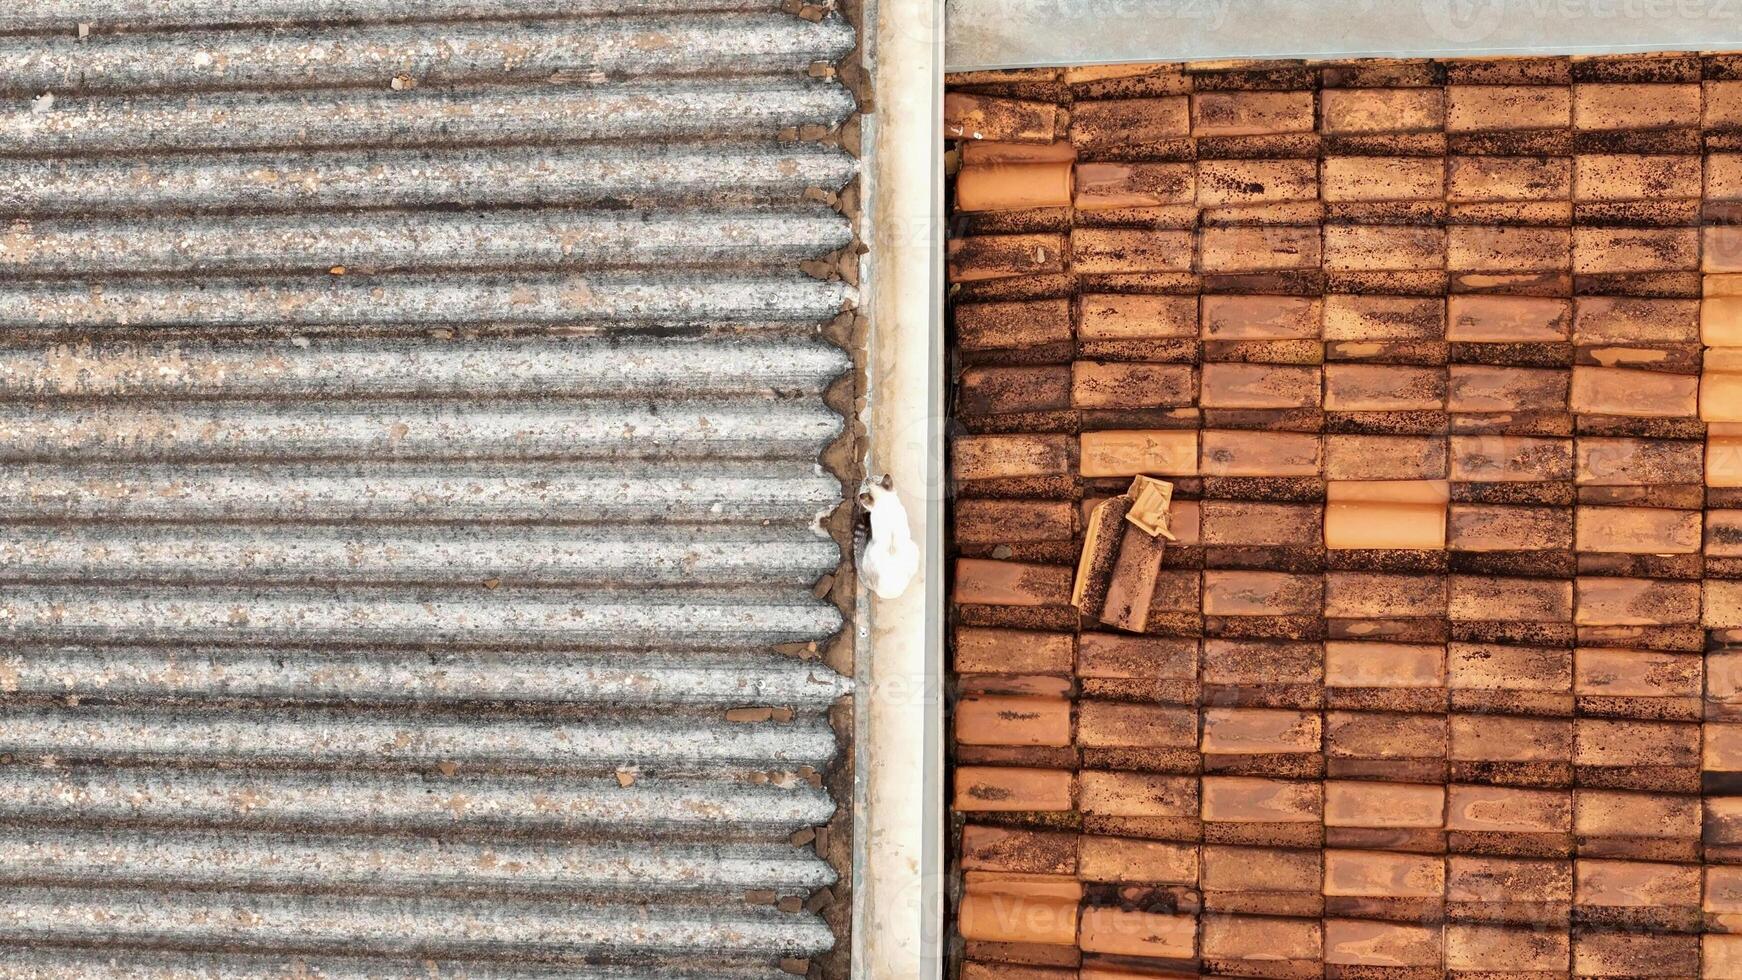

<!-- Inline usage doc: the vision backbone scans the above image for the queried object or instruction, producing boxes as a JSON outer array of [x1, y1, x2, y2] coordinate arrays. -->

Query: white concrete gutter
[[948, 0, 1742, 70], [854, 0, 945, 977]]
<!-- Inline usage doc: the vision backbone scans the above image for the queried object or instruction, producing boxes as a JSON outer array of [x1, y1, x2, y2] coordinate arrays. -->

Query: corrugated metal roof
[[0, 0, 858, 975]]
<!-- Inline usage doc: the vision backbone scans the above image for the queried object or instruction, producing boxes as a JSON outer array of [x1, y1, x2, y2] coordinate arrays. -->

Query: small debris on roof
[[547, 67, 607, 84], [804, 887, 833, 913], [810, 573, 834, 599], [1123, 475, 1178, 541], [1071, 476, 1173, 633]]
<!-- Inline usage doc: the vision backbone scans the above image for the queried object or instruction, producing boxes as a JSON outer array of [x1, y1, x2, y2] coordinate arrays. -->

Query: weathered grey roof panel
[[2, 208, 854, 274], [0, 146, 858, 214], [0, 462, 842, 522], [0, 0, 793, 32], [0, 14, 856, 92], [2, 647, 855, 704], [0, 337, 851, 398], [0, 0, 855, 974], [0, 767, 838, 832], [0, 949, 796, 980], [0, 886, 837, 957], [0, 80, 857, 153]]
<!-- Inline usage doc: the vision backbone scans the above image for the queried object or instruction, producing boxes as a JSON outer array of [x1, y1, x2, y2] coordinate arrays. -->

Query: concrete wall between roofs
[[947, 0, 1742, 71], [856, 0, 948, 977]]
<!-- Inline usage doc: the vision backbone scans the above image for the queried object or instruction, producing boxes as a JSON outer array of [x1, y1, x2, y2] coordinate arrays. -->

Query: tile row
[[949, 82, 1742, 143], [954, 154, 1736, 213]]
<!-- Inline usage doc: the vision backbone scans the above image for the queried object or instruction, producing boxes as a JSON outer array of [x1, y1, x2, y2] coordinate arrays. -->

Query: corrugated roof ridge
[[0, 13, 855, 95]]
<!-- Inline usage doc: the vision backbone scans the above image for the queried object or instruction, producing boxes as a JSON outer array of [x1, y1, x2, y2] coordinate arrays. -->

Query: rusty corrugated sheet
[[0, 2, 858, 976]]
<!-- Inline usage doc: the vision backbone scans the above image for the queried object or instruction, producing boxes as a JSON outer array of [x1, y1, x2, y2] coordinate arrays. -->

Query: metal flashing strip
[[856, 1, 945, 978]]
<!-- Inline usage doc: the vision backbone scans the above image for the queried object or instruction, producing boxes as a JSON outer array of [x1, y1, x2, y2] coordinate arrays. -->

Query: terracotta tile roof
[[946, 53, 1737, 977]]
